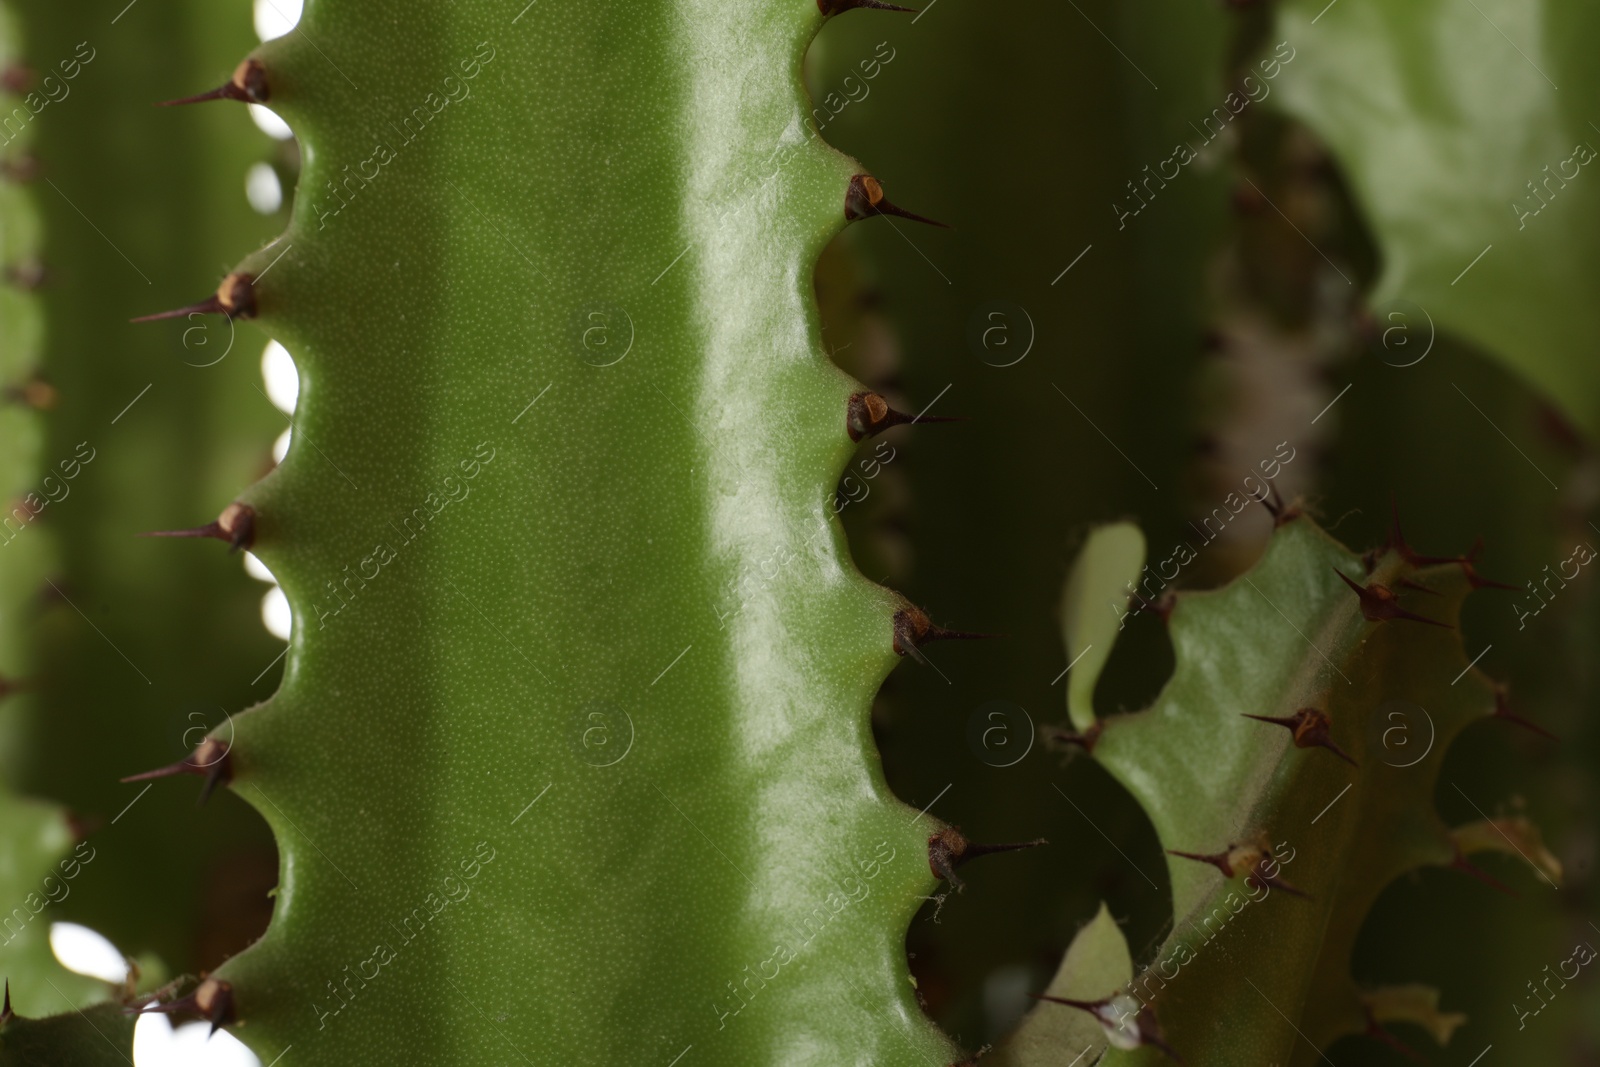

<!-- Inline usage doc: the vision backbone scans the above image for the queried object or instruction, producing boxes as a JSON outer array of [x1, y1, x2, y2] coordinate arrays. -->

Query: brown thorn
[[1132, 589, 1178, 624], [129, 978, 236, 1036], [132, 272, 256, 324], [819, 0, 918, 12], [1451, 851, 1519, 898], [1335, 569, 1451, 628], [845, 391, 962, 442], [0, 674, 36, 702], [65, 810, 102, 841], [1387, 496, 1467, 566], [1491, 686, 1557, 741], [121, 738, 233, 805], [845, 174, 950, 228], [130, 296, 223, 323], [3, 377, 58, 411], [1394, 576, 1440, 596], [1170, 841, 1308, 898], [5, 260, 46, 291], [1251, 480, 1301, 527], [140, 502, 255, 553], [1361, 1006, 1427, 1064], [1241, 708, 1358, 767], [1166, 848, 1233, 879], [892, 605, 994, 658], [928, 826, 1045, 891], [1460, 537, 1517, 591], [158, 58, 269, 107], [1047, 719, 1104, 755], [1, 155, 40, 183], [2, 979, 11, 1027], [1031, 995, 1183, 1063], [1, 65, 32, 94]]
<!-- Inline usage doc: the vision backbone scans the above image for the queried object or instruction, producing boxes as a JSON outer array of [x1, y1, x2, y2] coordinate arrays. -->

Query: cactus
[[0, 0, 1591, 1064], [0, 997, 136, 1067], [109, 1, 992, 1063], [995, 511, 1561, 1065]]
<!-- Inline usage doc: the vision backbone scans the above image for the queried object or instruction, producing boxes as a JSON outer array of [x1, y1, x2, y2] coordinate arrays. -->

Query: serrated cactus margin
[[997, 512, 1556, 1066], [131, 2, 982, 1064]]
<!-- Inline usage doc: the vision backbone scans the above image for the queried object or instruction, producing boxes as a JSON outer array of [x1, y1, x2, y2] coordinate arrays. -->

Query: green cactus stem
[[125, 1, 1006, 1063], [997, 511, 1556, 1065]]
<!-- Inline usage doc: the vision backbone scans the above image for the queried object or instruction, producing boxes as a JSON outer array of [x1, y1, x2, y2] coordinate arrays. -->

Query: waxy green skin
[[1000, 518, 1528, 1066], [206, 2, 955, 1064]]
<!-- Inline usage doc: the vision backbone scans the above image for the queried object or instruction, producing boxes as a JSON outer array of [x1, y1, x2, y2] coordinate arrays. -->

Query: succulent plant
[[995, 511, 1562, 1065], [0, 1, 1593, 1065]]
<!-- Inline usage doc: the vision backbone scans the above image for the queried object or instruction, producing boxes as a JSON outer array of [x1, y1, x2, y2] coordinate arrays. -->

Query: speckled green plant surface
[[119, 1, 980, 1064], [996, 515, 1560, 1066], [11, 0, 286, 980], [1274, 0, 1600, 439], [0, 1000, 135, 1066]]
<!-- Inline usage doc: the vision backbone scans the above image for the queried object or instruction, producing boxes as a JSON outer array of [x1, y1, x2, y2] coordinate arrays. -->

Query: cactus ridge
[[127, 2, 974, 1064], [996, 511, 1553, 1066]]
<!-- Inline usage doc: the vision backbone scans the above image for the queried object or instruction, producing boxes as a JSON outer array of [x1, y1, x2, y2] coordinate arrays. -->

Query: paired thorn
[[158, 58, 269, 107], [845, 174, 949, 228], [141, 502, 255, 553], [121, 737, 233, 805], [1491, 685, 1557, 741], [1360, 1007, 1426, 1064], [1241, 707, 1357, 766], [1132, 589, 1177, 625], [1047, 719, 1104, 755], [1384, 500, 1515, 589], [130, 978, 235, 1036], [1459, 537, 1516, 591], [1030, 994, 1182, 1063], [845, 391, 961, 442], [1335, 569, 1450, 628], [927, 826, 1045, 892], [819, 0, 917, 11], [1168, 839, 1306, 897], [1449, 850, 1519, 898], [131, 272, 257, 324], [1251, 480, 1301, 527], [1386, 498, 1467, 567], [892, 606, 993, 663]]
